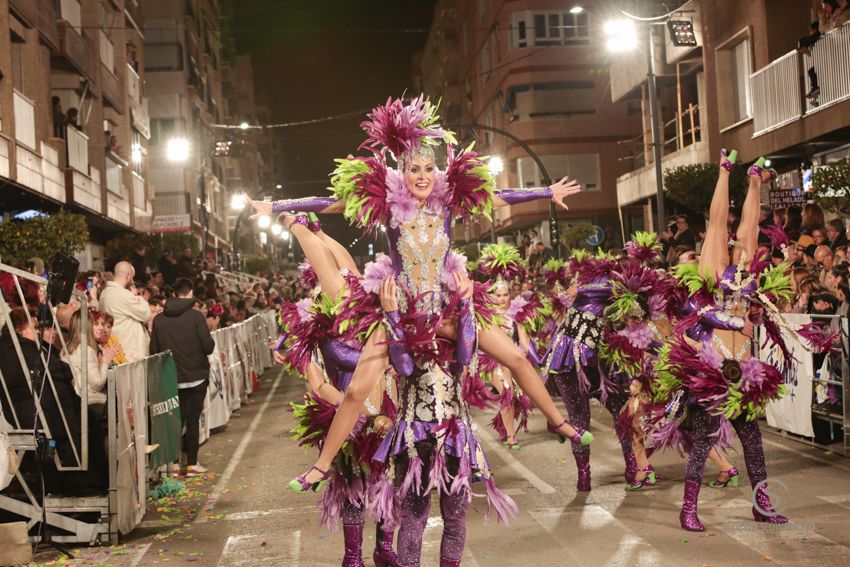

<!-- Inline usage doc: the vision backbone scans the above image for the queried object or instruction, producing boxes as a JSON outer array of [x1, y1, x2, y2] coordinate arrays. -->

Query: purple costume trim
[[456, 299, 476, 365], [385, 310, 415, 377], [271, 196, 338, 213], [496, 186, 552, 205]]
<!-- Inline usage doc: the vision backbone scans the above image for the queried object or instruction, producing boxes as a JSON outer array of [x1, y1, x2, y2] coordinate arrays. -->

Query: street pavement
[[32, 367, 850, 566]]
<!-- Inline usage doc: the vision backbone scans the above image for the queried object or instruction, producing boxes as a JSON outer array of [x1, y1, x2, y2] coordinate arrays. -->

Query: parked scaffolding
[[0, 262, 278, 544]]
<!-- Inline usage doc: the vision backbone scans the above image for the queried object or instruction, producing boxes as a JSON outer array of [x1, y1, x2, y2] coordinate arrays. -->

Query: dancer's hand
[[273, 351, 285, 365], [453, 272, 473, 300], [373, 415, 392, 436], [247, 198, 273, 221], [550, 177, 582, 210], [379, 277, 398, 312], [742, 311, 755, 338]]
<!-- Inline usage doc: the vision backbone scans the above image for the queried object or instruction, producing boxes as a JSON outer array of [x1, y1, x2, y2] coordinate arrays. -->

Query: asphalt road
[[32, 367, 850, 567]]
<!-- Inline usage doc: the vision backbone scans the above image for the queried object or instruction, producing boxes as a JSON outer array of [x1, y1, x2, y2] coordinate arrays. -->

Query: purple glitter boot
[[623, 451, 638, 484], [342, 523, 365, 567], [373, 525, 399, 567], [574, 452, 591, 492], [752, 483, 789, 524], [440, 558, 461, 567], [679, 480, 705, 532]]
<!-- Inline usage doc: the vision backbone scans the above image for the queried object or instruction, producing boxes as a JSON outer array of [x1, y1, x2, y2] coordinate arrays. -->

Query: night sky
[[232, 0, 438, 246]]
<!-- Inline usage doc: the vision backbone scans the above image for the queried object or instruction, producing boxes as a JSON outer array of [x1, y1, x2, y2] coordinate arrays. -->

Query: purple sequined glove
[[687, 305, 745, 344], [456, 298, 476, 365], [496, 186, 553, 205], [322, 339, 361, 371], [385, 311, 414, 377], [271, 196, 338, 213]]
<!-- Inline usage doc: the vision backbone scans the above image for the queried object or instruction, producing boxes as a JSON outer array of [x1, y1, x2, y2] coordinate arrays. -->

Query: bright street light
[[166, 137, 190, 162], [275, 183, 283, 189], [488, 156, 505, 175], [570, 6, 584, 14], [604, 19, 638, 52], [271, 223, 282, 235], [239, 122, 250, 130], [257, 215, 272, 229], [131, 142, 142, 164], [280, 230, 290, 241], [230, 193, 247, 210]]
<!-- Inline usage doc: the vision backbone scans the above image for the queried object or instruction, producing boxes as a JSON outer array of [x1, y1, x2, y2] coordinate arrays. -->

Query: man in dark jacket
[[150, 278, 215, 476]]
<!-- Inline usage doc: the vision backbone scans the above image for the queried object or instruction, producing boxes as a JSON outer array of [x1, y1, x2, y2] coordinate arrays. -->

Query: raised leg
[[317, 230, 360, 276], [296, 328, 389, 486], [476, 326, 581, 439], [735, 169, 765, 265], [699, 151, 735, 276], [289, 220, 347, 298]]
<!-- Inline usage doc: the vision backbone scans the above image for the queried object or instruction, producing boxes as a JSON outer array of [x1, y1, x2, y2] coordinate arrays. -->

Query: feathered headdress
[[624, 231, 663, 263], [541, 258, 570, 288], [358, 95, 456, 161], [477, 243, 526, 285], [298, 261, 319, 289]]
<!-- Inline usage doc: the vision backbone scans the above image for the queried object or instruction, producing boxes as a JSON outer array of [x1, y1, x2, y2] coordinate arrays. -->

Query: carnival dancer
[[246, 96, 592, 494], [541, 249, 637, 491], [276, 220, 400, 567], [475, 244, 539, 450], [654, 151, 833, 531]]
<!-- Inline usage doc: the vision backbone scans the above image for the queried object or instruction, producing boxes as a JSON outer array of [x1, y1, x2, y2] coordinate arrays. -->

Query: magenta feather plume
[[797, 321, 839, 354], [463, 369, 498, 409], [760, 224, 789, 251], [298, 262, 319, 289], [319, 472, 347, 531], [359, 95, 450, 159], [283, 306, 336, 373], [571, 256, 617, 286], [385, 167, 418, 227], [399, 456, 424, 498], [291, 394, 338, 449], [444, 144, 492, 220], [366, 475, 399, 528], [362, 253, 395, 294], [440, 250, 468, 291], [481, 477, 518, 525], [472, 281, 497, 326], [333, 278, 384, 344], [490, 413, 508, 442]]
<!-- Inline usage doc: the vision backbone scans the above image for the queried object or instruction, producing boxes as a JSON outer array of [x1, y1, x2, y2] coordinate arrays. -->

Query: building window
[[516, 154, 599, 191], [150, 117, 185, 145], [511, 10, 590, 48], [715, 31, 752, 128], [511, 82, 596, 120], [145, 42, 183, 71], [480, 37, 491, 83]]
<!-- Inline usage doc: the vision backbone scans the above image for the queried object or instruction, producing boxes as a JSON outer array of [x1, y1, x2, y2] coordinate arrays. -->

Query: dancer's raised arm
[[494, 176, 582, 210], [247, 196, 344, 218]]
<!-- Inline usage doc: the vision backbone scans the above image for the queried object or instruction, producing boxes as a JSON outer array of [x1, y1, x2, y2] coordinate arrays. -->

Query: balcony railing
[[806, 21, 850, 111], [8, 0, 36, 27], [131, 98, 150, 139], [132, 171, 146, 210], [750, 51, 802, 136], [751, 21, 850, 137], [153, 192, 192, 217], [125, 0, 144, 32], [101, 64, 125, 113], [127, 63, 141, 104], [66, 126, 89, 174], [13, 90, 36, 150], [58, 21, 97, 81], [36, 0, 59, 49]]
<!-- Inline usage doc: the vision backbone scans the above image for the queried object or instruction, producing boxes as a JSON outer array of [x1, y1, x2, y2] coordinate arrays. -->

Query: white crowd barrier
[[0, 256, 278, 546]]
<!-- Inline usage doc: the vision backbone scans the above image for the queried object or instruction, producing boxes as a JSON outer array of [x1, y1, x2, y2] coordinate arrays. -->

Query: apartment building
[[415, 0, 641, 249], [0, 0, 152, 269], [145, 0, 231, 258]]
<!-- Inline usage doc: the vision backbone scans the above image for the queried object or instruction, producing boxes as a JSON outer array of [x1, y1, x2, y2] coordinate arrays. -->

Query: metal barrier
[[0, 256, 277, 544], [0, 262, 111, 544], [758, 313, 850, 457]]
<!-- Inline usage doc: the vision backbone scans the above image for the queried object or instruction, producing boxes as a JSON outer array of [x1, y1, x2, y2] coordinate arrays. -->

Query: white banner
[[763, 313, 815, 437], [114, 362, 148, 535]]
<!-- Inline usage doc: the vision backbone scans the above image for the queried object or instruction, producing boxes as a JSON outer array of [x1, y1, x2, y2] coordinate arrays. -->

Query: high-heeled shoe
[[720, 148, 738, 172], [709, 466, 740, 488], [752, 482, 789, 524], [307, 212, 322, 233], [747, 157, 777, 182], [547, 420, 593, 445], [373, 525, 398, 567], [287, 465, 331, 493], [280, 213, 310, 230], [626, 467, 657, 491]]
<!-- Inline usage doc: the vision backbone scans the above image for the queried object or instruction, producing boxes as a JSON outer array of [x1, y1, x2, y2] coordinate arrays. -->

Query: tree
[[561, 224, 595, 248], [663, 163, 747, 214], [811, 160, 850, 216], [0, 210, 89, 265], [243, 255, 271, 275]]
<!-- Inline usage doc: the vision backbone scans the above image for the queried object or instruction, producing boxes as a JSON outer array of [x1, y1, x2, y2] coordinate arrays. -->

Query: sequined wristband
[[496, 186, 553, 205]]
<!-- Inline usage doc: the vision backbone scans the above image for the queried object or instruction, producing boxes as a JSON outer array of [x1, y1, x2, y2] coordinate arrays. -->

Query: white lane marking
[[217, 534, 256, 567], [196, 370, 283, 523], [128, 542, 152, 567], [222, 504, 316, 521], [817, 494, 850, 510], [474, 417, 556, 494]]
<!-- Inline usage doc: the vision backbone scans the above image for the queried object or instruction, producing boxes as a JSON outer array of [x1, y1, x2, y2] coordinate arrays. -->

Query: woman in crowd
[[91, 309, 128, 366]]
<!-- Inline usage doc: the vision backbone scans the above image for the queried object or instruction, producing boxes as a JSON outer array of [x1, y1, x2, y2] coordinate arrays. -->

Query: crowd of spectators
[[0, 250, 309, 495]]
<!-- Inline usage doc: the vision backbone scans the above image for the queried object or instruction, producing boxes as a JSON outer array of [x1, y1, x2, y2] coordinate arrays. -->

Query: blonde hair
[[66, 309, 98, 356]]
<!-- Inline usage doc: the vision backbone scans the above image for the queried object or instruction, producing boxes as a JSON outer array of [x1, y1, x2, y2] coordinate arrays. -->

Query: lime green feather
[[630, 231, 662, 251], [757, 264, 793, 304], [673, 263, 718, 296]]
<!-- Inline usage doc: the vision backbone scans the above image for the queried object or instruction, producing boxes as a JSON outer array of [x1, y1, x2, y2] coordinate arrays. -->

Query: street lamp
[[569, 6, 584, 15], [604, 16, 666, 229], [280, 230, 290, 241], [239, 121, 250, 131], [488, 156, 505, 175], [257, 215, 272, 229], [271, 223, 282, 236], [230, 193, 247, 211], [166, 137, 190, 162], [275, 184, 283, 189]]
